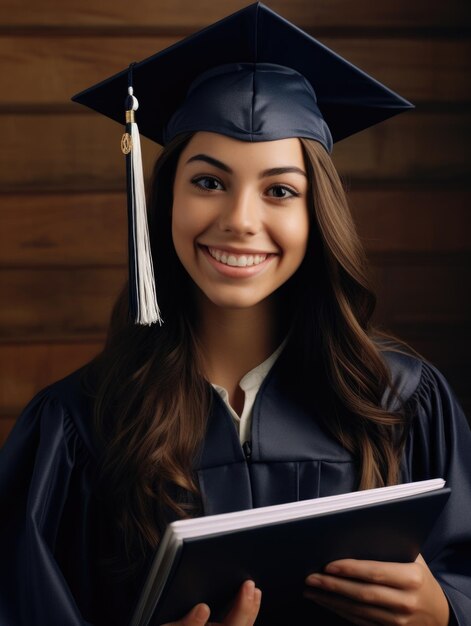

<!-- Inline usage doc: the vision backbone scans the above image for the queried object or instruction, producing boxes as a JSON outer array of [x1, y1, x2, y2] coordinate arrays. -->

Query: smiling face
[[171, 131, 310, 310]]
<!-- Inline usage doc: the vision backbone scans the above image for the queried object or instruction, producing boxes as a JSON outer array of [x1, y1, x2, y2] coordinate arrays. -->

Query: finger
[[321, 558, 425, 590], [161, 603, 211, 626], [305, 570, 411, 610], [304, 588, 397, 626], [223, 580, 262, 626]]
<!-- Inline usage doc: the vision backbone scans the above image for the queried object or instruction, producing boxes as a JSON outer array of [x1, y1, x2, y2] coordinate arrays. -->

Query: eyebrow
[[185, 153, 307, 179]]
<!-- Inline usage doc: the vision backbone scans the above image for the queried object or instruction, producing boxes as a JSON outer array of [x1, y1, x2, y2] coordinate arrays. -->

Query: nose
[[217, 188, 261, 236]]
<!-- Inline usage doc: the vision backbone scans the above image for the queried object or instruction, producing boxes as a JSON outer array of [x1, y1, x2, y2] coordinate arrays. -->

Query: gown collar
[[196, 353, 353, 515]]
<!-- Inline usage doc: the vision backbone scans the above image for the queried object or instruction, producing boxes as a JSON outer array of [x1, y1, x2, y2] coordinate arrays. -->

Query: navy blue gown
[[1, 350, 470, 625]]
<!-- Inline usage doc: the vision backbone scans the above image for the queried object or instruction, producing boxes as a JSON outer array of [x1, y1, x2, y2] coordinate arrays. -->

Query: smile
[[200, 245, 276, 278], [207, 247, 268, 267]]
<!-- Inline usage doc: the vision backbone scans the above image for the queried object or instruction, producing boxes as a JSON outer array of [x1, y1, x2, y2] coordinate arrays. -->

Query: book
[[130, 478, 449, 626]]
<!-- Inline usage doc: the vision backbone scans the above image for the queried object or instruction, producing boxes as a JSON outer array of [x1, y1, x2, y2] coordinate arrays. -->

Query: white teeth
[[207, 247, 268, 267]]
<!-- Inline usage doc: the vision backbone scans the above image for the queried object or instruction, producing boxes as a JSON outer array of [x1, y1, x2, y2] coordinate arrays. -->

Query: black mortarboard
[[72, 2, 413, 325]]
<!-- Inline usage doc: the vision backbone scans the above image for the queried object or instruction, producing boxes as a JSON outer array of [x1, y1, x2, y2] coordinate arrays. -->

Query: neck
[[196, 295, 282, 392]]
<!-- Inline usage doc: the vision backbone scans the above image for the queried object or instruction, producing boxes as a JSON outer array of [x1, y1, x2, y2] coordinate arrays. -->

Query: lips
[[199, 245, 276, 278], [207, 246, 269, 267]]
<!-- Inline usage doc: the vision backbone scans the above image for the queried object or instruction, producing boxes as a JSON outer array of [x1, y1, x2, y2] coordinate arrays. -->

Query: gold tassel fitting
[[121, 132, 133, 154]]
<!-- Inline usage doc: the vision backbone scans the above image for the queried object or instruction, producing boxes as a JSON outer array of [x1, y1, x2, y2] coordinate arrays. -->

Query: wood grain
[[2, 36, 469, 107], [349, 188, 471, 255], [2, 112, 470, 192], [372, 262, 471, 326], [2, 113, 161, 191], [1, 0, 470, 29], [0, 341, 102, 415], [0, 192, 127, 266], [0, 268, 125, 341]]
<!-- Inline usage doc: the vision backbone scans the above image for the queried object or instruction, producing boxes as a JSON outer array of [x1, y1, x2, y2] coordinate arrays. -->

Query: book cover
[[131, 479, 449, 626]]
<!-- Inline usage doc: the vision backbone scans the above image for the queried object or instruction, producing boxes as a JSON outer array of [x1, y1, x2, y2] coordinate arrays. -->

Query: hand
[[162, 579, 262, 626], [304, 554, 450, 625]]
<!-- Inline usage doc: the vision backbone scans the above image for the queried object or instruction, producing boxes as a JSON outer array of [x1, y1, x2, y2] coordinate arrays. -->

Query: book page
[[171, 478, 445, 539]]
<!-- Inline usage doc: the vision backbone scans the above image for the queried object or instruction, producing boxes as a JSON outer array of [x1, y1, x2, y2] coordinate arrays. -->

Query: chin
[[200, 285, 273, 310]]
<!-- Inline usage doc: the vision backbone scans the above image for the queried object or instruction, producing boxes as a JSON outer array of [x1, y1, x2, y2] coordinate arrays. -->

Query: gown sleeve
[[402, 359, 471, 626], [0, 385, 98, 626]]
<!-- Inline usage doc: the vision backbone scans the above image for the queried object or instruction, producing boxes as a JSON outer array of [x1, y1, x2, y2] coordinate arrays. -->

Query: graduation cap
[[72, 2, 413, 325]]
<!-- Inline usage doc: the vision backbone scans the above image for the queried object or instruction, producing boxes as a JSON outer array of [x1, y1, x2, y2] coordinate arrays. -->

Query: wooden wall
[[1, 0, 470, 445]]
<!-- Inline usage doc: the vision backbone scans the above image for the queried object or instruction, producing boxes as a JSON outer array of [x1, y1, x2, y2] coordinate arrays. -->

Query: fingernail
[[244, 580, 255, 600], [305, 574, 322, 586], [325, 564, 339, 574], [193, 604, 209, 622]]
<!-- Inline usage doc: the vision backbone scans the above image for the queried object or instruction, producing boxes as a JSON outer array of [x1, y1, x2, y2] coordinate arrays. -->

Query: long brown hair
[[86, 132, 409, 570]]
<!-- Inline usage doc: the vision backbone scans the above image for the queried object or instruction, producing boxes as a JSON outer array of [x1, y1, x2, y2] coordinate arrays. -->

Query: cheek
[[275, 209, 310, 258], [171, 199, 192, 265], [172, 199, 203, 254], [172, 188, 215, 239]]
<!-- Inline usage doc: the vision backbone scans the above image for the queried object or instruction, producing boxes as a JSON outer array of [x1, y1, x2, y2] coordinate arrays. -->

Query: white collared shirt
[[211, 341, 285, 444]]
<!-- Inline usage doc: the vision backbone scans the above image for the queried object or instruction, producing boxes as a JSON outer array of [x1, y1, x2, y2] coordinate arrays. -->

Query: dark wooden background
[[1, 0, 470, 445]]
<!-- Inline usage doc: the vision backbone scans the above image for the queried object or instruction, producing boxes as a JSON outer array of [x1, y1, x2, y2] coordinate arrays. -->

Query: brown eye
[[191, 176, 224, 191], [267, 185, 299, 199]]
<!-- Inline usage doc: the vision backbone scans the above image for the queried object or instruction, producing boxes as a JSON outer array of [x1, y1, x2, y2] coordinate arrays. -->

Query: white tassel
[[124, 87, 162, 325]]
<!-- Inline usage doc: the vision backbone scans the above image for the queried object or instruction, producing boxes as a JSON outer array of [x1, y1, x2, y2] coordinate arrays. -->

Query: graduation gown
[[1, 350, 471, 625]]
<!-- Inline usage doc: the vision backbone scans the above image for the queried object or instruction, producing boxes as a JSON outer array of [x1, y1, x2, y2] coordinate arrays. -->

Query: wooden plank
[[0, 192, 127, 267], [1, 0, 470, 29], [1, 189, 470, 267], [372, 262, 471, 326], [328, 38, 471, 105], [0, 268, 126, 341], [0, 342, 102, 416], [2, 36, 470, 106], [394, 328, 471, 371], [332, 112, 471, 183], [0, 36, 175, 107], [349, 188, 471, 255], [2, 112, 470, 192], [1, 113, 161, 191]]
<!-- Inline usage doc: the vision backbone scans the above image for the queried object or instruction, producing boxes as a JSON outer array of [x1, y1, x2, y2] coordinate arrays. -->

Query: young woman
[[1, 4, 470, 626]]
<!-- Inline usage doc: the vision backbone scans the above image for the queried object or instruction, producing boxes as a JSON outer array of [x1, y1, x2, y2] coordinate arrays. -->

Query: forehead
[[179, 131, 306, 169]]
